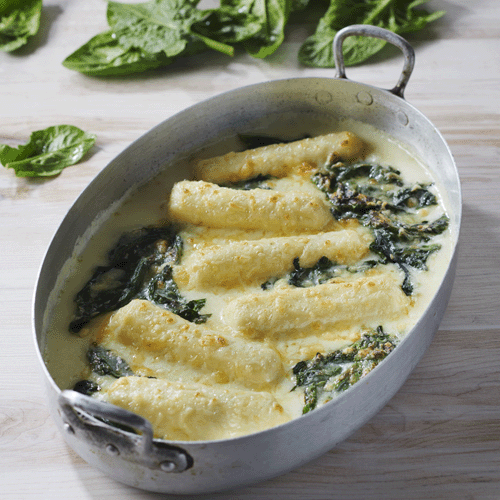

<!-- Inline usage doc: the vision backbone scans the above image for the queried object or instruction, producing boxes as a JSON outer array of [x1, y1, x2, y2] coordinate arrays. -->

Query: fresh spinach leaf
[[293, 326, 397, 413], [62, 29, 174, 76], [191, 4, 263, 45], [231, 0, 292, 58], [63, 0, 237, 76], [298, 0, 445, 67], [0, 125, 96, 177], [106, 0, 234, 57], [290, 0, 310, 11], [0, 0, 42, 52], [62, 0, 445, 76]]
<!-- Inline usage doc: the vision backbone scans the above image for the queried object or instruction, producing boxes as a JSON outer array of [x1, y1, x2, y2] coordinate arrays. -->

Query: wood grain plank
[[1, 0, 499, 498]]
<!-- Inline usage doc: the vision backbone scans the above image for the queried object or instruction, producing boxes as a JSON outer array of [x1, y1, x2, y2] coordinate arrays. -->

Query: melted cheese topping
[[44, 123, 453, 442]]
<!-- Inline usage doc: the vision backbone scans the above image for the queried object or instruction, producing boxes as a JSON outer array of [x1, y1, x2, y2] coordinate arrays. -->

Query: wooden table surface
[[1, 0, 499, 498]]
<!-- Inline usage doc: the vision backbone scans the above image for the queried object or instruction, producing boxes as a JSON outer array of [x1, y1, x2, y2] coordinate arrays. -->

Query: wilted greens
[[0, 125, 96, 177], [237, 133, 311, 149], [87, 344, 134, 378], [62, 0, 445, 76], [262, 256, 378, 289], [292, 326, 397, 413], [0, 0, 42, 52], [223, 174, 274, 190], [311, 161, 448, 295], [70, 226, 210, 333], [72, 345, 133, 395]]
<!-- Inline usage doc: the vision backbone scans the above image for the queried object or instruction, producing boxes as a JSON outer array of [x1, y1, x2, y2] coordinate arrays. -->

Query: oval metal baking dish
[[33, 25, 461, 494]]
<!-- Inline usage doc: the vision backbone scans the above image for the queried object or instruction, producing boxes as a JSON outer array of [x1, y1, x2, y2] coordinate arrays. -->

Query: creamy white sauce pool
[[43, 120, 454, 440]]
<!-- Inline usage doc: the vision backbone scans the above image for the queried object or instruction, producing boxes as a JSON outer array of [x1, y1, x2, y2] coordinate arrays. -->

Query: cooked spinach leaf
[[73, 379, 101, 396], [262, 255, 378, 289], [365, 211, 449, 243], [70, 226, 209, 332], [288, 256, 339, 287], [223, 174, 274, 190], [238, 133, 311, 149], [298, 0, 446, 68], [70, 226, 182, 332], [87, 344, 134, 378], [0, 0, 42, 52], [312, 162, 433, 218], [369, 227, 441, 294], [144, 266, 211, 323], [0, 125, 96, 177], [289, 256, 378, 287], [293, 326, 397, 413], [312, 161, 448, 295]]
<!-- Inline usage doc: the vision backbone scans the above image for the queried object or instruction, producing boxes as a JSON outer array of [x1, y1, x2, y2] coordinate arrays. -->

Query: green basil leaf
[[0, 125, 96, 177], [0, 0, 42, 52], [298, 0, 445, 68]]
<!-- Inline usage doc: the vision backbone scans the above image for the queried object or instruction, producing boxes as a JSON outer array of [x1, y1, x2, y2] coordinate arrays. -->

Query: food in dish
[[44, 126, 452, 441]]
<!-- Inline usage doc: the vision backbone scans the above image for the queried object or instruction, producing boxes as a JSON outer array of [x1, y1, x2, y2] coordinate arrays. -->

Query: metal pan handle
[[333, 25, 415, 99], [58, 390, 193, 473]]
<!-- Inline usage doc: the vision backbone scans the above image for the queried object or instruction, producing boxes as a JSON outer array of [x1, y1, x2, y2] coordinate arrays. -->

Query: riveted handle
[[59, 390, 193, 473], [333, 25, 415, 99]]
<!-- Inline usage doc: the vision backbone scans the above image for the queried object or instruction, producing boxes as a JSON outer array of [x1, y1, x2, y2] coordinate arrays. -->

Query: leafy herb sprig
[[0, 125, 96, 177], [62, 0, 445, 76], [0, 0, 42, 52], [292, 326, 397, 413]]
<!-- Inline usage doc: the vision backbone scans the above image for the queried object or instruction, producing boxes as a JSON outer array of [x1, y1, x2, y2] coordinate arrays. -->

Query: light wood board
[[1, 0, 499, 498]]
